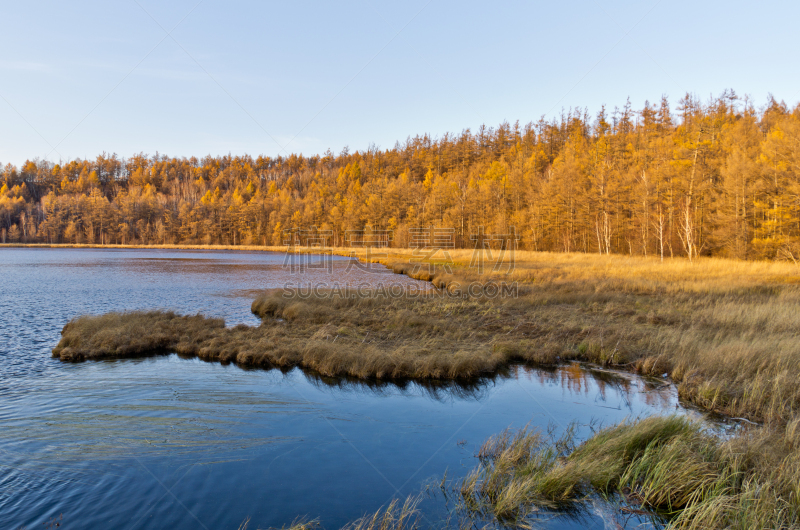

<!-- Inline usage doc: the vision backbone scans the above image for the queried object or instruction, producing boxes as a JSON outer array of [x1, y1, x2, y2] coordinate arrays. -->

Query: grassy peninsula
[[54, 247, 800, 422]]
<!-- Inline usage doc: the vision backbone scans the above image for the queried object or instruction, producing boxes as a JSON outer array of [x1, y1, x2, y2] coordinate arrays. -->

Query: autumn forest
[[2, 91, 800, 261]]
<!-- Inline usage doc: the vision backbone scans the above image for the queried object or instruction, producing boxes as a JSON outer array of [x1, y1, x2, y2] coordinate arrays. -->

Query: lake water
[[0, 248, 696, 530]]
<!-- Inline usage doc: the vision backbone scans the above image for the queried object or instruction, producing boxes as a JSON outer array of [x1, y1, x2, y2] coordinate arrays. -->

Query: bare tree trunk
[[678, 197, 695, 261], [652, 205, 666, 262]]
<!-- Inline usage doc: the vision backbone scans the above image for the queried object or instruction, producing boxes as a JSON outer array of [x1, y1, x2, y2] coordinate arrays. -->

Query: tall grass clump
[[240, 496, 420, 530], [341, 497, 420, 530], [457, 416, 800, 529]]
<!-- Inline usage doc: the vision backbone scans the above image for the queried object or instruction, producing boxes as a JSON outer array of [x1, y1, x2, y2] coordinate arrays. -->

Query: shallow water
[[1, 248, 693, 529]]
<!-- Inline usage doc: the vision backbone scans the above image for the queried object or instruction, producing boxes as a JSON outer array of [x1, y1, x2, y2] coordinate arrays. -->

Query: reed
[[54, 243, 800, 422], [239, 497, 419, 530], [53, 247, 800, 422], [48, 247, 800, 527], [458, 416, 800, 529]]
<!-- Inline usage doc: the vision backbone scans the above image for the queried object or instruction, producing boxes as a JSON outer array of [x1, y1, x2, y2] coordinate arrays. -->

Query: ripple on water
[[0, 249, 692, 530]]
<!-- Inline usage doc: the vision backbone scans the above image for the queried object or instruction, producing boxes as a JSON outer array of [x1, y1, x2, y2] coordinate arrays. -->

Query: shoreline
[[36, 244, 800, 527], [34, 241, 800, 422], [0, 243, 443, 277]]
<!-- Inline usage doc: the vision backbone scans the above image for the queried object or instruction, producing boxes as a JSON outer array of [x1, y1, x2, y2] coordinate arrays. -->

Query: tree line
[[2, 91, 800, 261]]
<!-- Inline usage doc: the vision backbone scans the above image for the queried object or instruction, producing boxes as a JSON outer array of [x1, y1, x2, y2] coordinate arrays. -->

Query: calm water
[[1, 249, 694, 530]]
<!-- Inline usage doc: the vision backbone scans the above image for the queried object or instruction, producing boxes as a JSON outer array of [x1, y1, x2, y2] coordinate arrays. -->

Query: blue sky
[[1, 0, 798, 166]]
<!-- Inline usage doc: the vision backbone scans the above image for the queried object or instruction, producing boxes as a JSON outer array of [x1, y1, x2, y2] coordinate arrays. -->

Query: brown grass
[[50, 246, 800, 422], [457, 416, 800, 529], [48, 246, 800, 527], [238, 496, 419, 530], [382, 251, 800, 424], [52, 311, 224, 361], [54, 289, 540, 381]]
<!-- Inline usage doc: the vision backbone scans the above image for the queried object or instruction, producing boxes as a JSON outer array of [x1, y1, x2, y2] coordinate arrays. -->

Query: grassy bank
[[242, 416, 800, 529], [53, 289, 537, 381], [54, 248, 800, 422], [456, 415, 800, 529], [48, 247, 800, 527]]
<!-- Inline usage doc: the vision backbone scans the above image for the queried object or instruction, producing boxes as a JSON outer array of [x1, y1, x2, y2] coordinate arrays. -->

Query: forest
[[2, 90, 800, 261]]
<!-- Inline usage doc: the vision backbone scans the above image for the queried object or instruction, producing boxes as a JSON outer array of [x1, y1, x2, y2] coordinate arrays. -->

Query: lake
[[0, 248, 698, 529]]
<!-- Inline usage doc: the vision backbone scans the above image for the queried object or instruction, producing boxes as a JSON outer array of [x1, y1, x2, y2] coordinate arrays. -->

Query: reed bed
[[54, 291, 541, 381], [54, 250, 800, 422], [457, 416, 800, 529], [48, 247, 800, 527]]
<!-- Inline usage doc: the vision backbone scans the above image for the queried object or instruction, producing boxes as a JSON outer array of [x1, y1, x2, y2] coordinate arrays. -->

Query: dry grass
[[339, 497, 420, 530], [47, 246, 800, 527], [457, 416, 800, 529], [384, 251, 800, 424], [52, 311, 224, 361], [54, 290, 542, 381], [239, 496, 420, 530], [308, 247, 800, 293], [52, 247, 800, 422]]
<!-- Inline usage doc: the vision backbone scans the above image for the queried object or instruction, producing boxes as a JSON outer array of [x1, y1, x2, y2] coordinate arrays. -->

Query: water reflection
[[521, 363, 677, 413], [434, 488, 662, 530], [298, 362, 680, 414], [301, 370, 495, 402]]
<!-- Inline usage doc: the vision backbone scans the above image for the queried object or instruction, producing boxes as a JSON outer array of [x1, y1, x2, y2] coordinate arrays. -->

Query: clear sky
[[1, 0, 798, 166]]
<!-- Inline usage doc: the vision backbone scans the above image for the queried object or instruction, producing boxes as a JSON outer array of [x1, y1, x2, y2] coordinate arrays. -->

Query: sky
[[1, 0, 799, 167]]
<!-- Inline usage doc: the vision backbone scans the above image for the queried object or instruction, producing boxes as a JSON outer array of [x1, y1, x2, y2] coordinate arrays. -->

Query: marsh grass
[[340, 497, 420, 530], [457, 416, 800, 529], [52, 311, 224, 361], [47, 247, 800, 528], [302, 248, 800, 423], [53, 290, 543, 381], [54, 251, 800, 422], [241, 496, 420, 530]]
